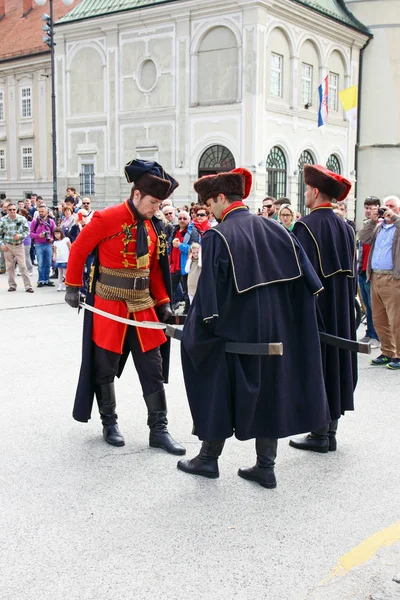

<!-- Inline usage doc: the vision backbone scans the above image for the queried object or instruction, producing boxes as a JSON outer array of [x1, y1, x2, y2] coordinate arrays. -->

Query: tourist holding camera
[[30, 205, 56, 287], [359, 195, 400, 369]]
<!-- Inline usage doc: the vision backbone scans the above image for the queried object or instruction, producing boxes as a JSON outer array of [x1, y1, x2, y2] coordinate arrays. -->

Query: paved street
[[1, 270, 399, 600]]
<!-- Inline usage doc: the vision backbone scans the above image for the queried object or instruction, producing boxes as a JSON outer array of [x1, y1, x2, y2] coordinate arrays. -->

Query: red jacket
[[66, 201, 170, 354]]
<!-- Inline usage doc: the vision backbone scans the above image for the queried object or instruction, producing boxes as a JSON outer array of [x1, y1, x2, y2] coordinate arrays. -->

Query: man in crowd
[[261, 196, 276, 219], [81, 197, 94, 223], [0, 200, 9, 273], [274, 197, 291, 213], [162, 204, 178, 227], [65, 159, 185, 456], [177, 168, 330, 489], [358, 196, 381, 348], [337, 201, 356, 232], [29, 194, 37, 218], [359, 195, 400, 370], [289, 165, 357, 453], [169, 210, 200, 313], [0, 203, 34, 292], [66, 186, 82, 209], [30, 205, 56, 287]]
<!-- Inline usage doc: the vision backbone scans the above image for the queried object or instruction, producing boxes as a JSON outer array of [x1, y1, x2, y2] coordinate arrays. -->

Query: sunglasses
[[178, 217, 188, 221], [82, 203, 90, 206], [197, 213, 207, 217], [164, 211, 173, 215], [8, 208, 16, 212], [263, 205, 273, 209]]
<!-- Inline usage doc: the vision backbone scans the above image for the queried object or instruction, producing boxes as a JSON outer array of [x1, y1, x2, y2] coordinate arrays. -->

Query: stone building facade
[[56, 0, 369, 212]]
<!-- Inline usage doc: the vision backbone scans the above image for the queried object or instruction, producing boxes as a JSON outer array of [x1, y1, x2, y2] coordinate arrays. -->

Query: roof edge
[[57, 0, 180, 25], [336, 0, 372, 36], [291, 0, 371, 36]]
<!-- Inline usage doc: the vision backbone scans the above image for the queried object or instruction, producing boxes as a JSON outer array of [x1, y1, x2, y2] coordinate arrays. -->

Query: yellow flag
[[339, 85, 358, 128]]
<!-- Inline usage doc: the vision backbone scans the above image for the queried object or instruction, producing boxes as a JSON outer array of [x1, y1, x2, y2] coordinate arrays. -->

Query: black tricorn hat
[[124, 159, 179, 201]]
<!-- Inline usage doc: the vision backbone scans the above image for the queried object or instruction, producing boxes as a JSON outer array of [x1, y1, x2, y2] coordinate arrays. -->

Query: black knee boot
[[238, 438, 278, 489], [177, 440, 226, 478], [144, 389, 186, 455], [95, 383, 125, 447], [289, 424, 329, 453], [329, 419, 339, 451]]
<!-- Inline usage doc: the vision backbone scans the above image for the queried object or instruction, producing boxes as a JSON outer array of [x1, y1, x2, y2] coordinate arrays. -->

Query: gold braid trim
[[99, 266, 150, 278]]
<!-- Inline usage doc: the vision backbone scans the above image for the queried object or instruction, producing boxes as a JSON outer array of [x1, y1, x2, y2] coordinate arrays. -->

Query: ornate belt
[[98, 272, 149, 290], [95, 265, 155, 312]]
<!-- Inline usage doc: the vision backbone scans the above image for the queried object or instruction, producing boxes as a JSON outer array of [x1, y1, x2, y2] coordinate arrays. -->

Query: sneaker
[[37, 282, 44, 288], [57, 285, 62, 292], [359, 335, 371, 343], [44, 281, 55, 287], [61, 285, 66, 291], [369, 339, 380, 349], [28, 272, 33, 276], [387, 359, 400, 370], [371, 354, 391, 366]]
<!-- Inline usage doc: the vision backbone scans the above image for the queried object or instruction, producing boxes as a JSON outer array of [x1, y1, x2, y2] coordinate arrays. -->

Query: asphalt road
[[1, 270, 399, 600]]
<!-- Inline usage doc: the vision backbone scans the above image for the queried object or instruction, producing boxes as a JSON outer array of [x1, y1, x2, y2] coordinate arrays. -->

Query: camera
[[44, 230, 51, 241], [377, 208, 386, 218]]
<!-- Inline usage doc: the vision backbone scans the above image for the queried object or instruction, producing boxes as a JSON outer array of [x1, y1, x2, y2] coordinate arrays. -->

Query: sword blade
[[80, 302, 166, 330]]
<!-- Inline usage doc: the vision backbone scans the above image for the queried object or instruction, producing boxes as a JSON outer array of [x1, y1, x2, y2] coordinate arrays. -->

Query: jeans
[[358, 271, 379, 340], [35, 243, 53, 283]]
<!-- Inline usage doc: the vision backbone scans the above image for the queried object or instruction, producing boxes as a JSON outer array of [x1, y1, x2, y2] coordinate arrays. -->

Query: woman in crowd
[[60, 206, 76, 240], [69, 208, 88, 243], [16, 208, 33, 275], [278, 204, 296, 231], [193, 205, 211, 237]]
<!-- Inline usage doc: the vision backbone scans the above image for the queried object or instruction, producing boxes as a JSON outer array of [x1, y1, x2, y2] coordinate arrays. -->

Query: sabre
[[79, 303, 284, 356], [79, 304, 369, 355]]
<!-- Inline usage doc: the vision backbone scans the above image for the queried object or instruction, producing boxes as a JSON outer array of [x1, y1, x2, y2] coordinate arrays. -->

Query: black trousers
[[171, 271, 189, 310], [93, 326, 164, 397]]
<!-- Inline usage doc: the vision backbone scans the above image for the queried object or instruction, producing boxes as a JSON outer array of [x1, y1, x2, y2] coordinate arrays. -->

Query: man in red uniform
[[65, 160, 185, 455]]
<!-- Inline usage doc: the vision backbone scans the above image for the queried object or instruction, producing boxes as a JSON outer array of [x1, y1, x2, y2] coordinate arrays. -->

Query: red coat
[[65, 201, 170, 354]]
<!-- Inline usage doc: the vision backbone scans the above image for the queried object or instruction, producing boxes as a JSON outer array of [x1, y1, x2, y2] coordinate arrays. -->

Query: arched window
[[198, 27, 239, 104], [298, 150, 314, 215], [266, 146, 287, 198], [198, 145, 235, 177], [326, 154, 341, 174]]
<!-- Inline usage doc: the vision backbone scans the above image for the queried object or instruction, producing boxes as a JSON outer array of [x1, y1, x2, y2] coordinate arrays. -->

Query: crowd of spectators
[[0, 189, 94, 293], [2, 187, 400, 372]]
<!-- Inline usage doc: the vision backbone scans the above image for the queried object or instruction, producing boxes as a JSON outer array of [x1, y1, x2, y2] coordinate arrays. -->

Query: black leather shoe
[[177, 455, 219, 478], [238, 465, 277, 489], [103, 423, 125, 447], [149, 430, 186, 455], [289, 432, 329, 453]]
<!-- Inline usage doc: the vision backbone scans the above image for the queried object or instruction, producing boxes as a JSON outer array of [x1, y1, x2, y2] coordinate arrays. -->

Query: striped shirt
[[0, 214, 30, 245]]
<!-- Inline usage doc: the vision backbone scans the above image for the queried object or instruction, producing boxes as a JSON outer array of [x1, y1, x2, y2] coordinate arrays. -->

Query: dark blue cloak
[[181, 208, 331, 441], [293, 207, 357, 420]]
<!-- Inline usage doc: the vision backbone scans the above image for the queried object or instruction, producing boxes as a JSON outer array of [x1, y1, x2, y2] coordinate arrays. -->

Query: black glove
[[156, 302, 173, 323], [65, 286, 81, 309]]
